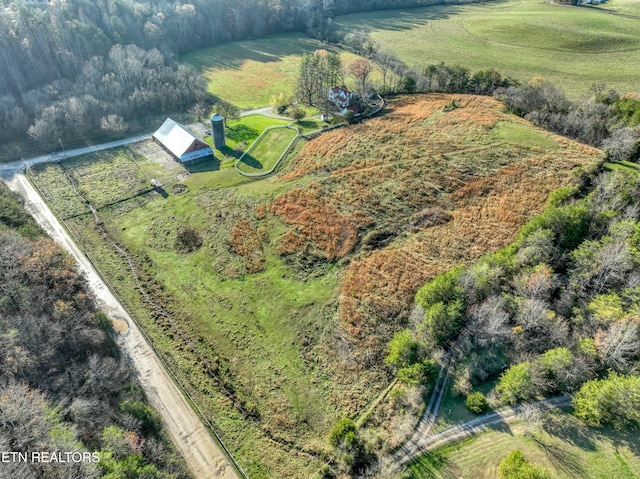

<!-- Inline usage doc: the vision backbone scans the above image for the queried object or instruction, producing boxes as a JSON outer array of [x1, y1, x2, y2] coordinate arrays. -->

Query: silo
[[210, 113, 226, 150]]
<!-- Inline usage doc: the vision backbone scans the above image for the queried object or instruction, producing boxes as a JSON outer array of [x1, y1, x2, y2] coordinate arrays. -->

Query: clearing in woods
[[181, 32, 381, 108], [28, 95, 603, 478], [333, 0, 640, 98]]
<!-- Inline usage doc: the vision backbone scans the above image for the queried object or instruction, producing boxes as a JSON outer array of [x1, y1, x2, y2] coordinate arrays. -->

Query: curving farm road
[[2, 170, 240, 479]]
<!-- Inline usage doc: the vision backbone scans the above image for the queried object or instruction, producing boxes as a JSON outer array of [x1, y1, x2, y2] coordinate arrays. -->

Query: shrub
[[119, 400, 162, 435], [290, 106, 305, 121], [385, 329, 420, 368], [329, 419, 357, 448], [175, 226, 203, 252], [573, 373, 640, 428], [498, 450, 551, 479], [397, 359, 436, 387], [95, 311, 111, 329], [465, 391, 489, 414]]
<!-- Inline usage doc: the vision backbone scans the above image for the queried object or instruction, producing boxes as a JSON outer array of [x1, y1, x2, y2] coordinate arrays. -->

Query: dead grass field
[[273, 94, 602, 360]]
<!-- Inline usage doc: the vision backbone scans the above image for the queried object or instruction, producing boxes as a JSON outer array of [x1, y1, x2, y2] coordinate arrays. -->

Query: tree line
[[0, 182, 191, 479]]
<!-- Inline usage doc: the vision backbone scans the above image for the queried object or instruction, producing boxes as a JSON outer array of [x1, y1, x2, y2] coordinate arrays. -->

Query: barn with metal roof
[[152, 118, 213, 164]]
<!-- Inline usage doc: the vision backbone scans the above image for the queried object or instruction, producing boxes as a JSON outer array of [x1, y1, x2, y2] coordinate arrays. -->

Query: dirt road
[[4, 172, 240, 479], [396, 395, 572, 467]]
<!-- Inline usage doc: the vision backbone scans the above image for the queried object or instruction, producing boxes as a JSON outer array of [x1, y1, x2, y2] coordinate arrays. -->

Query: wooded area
[[390, 168, 640, 427], [0, 182, 191, 479], [0, 0, 482, 159]]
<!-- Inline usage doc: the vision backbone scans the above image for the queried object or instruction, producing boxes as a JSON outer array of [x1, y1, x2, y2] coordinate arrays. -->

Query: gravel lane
[[4, 172, 239, 479]]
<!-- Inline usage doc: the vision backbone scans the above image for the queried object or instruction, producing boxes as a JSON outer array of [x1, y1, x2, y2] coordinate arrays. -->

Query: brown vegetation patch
[[272, 94, 602, 363], [270, 184, 372, 260], [227, 218, 265, 273], [172, 183, 188, 194]]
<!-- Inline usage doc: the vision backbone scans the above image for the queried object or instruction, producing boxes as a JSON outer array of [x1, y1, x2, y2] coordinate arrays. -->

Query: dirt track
[[4, 172, 239, 479]]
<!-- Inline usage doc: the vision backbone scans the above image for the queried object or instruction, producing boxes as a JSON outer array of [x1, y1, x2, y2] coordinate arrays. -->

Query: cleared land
[[408, 410, 640, 479], [28, 95, 602, 478], [333, 0, 640, 97], [181, 33, 380, 108], [236, 126, 298, 175]]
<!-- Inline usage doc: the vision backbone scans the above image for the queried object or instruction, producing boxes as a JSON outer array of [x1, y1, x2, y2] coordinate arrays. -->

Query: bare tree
[[349, 58, 375, 97], [100, 114, 128, 134], [595, 320, 639, 372]]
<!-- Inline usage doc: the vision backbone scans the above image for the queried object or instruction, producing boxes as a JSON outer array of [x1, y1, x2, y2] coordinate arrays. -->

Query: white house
[[328, 85, 355, 108]]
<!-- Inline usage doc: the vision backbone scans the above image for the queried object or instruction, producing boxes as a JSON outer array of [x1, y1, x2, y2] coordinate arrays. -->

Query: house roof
[[152, 118, 212, 161], [330, 85, 351, 95]]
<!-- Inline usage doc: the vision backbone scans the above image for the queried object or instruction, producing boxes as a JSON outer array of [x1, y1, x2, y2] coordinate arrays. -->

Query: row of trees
[[334, 32, 640, 162], [0, 182, 191, 478]]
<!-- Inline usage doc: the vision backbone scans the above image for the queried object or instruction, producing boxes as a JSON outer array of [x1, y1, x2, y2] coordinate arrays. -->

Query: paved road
[[2, 172, 240, 479], [239, 106, 293, 120]]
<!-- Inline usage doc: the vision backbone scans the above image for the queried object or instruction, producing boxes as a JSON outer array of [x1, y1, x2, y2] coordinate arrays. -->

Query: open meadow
[[181, 33, 380, 108], [28, 95, 603, 478], [408, 409, 640, 479], [333, 0, 640, 98]]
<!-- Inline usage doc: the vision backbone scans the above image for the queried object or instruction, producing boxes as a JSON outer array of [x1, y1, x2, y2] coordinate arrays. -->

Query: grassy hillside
[[408, 410, 640, 479], [181, 33, 379, 108], [333, 0, 640, 97], [29, 95, 602, 478]]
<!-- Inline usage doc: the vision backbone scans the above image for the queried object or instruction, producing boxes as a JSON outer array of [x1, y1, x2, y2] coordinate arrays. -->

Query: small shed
[[152, 118, 213, 164]]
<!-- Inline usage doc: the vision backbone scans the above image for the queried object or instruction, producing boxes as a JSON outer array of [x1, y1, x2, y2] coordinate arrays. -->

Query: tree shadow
[[154, 187, 169, 199], [227, 124, 259, 143], [604, 426, 640, 458], [296, 120, 320, 130], [541, 411, 597, 452], [408, 449, 460, 479], [237, 153, 262, 170], [184, 156, 220, 173], [532, 437, 587, 478], [187, 34, 343, 71]]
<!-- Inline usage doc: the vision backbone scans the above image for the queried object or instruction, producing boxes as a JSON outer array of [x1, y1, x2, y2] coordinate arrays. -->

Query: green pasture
[[25, 146, 364, 478], [181, 33, 379, 108], [591, 0, 640, 16], [222, 114, 291, 152], [333, 0, 640, 98], [235, 126, 298, 175], [407, 409, 640, 479]]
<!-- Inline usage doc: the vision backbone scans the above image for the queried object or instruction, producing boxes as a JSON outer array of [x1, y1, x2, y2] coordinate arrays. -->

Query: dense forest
[[0, 182, 191, 479], [0, 0, 482, 159]]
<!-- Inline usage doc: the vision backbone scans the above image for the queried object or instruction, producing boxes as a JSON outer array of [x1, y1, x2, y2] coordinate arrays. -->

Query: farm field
[[333, 0, 640, 98], [407, 410, 640, 479], [28, 94, 603, 478], [181, 33, 380, 108]]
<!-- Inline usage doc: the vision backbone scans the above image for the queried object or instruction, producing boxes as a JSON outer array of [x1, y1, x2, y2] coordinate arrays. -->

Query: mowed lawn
[[408, 410, 640, 479], [236, 126, 298, 174], [333, 0, 640, 97], [181, 33, 379, 108]]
